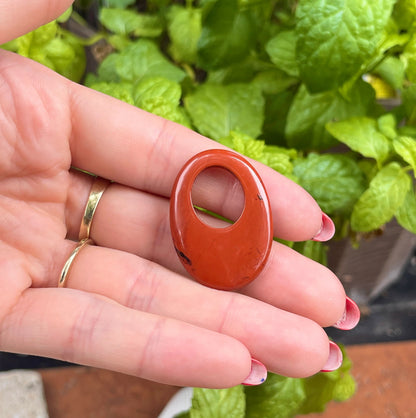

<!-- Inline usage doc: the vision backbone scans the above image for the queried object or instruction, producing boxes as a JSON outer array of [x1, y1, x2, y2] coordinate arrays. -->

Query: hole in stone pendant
[[191, 167, 245, 229]]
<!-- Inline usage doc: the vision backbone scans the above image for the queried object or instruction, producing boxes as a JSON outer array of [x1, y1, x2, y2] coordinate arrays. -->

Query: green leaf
[[266, 145, 298, 161], [101, 0, 136, 8], [292, 241, 328, 265], [99, 8, 163, 37], [326, 117, 391, 166], [11, 21, 86, 82], [95, 52, 122, 83], [219, 132, 296, 175], [333, 373, 357, 402], [377, 114, 397, 141], [140, 96, 191, 127], [189, 386, 245, 418], [89, 81, 134, 104], [185, 83, 264, 140], [266, 30, 299, 77], [220, 131, 265, 160], [351, 163, 411, 232], [262, 90, 296, 146], [286, 80, 375, 150], [245, 374, 306, 418], [298, 374, 338, 414], [17, 21, 57, 57], [378, 27, 410, 52], [398, 125, 416, 139], [133, 77, 191, 127], [300, 371, 355, 413], [393, 136, 416, 171], [402, 85, 416, 125], [207, 56, 266, 85], [167, 6, 202, 64], [252, 69, 298, 95], [114, 40, 186, 83], [43, 33, 86, 82], [403, 35, 416, 83], [293, 153, 366, 214], [396, 187, 416, 234], [107, 34, 131, 50], [0, 38, 19, 52], [197, 0, 256, 70], [299, 345, 355, 414], [182, 350, 356, 418], [373, 56, 405, 90], [295, 0, 396, 93], [147, 0, 171, 9], [392, 0, 416, 30], [174, 411, 191, 418], [133, 76, 181, 106], [57, 6, 73, 23], [239, 0, 277, 32], [260, 150, 294, 176], [358, 159, 379, 182], [247, 347, 356, 417]]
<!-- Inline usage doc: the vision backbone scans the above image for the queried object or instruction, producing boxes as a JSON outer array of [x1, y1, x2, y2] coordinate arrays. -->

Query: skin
[[0, 0, 346, 388]]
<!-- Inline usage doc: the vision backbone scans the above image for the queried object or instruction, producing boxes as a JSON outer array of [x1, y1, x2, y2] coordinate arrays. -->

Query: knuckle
[[61, 296, 104, 363], [124, 259, 161, 313], [134, 316, 167, 378]]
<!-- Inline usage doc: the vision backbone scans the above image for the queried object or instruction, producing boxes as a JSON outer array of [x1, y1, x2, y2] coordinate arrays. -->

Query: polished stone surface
[[170, 149, 273, 290]]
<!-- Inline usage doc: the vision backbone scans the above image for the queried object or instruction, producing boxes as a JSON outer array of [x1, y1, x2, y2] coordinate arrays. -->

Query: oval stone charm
[[170, 149, 273, 290]]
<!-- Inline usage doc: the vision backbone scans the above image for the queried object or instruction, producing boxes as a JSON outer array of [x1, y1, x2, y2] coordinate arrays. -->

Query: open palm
[[0, 0, 354, 388]]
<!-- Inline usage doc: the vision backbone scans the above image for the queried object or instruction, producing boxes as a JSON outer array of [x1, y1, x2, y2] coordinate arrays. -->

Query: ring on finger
[[58, 238, 94, 288], [79, 176, 110, 240]]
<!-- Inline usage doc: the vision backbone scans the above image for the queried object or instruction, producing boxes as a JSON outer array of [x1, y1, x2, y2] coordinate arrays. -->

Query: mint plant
[[4, 0, 416, 415], [78, 0, 416, 247], [1, 6, 86, 82], [176, 345, 355, 418]]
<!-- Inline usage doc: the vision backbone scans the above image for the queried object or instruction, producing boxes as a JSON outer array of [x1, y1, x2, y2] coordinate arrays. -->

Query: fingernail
[[242, 359, 267, 386], [333, 296, 361, 330], [312, 213, 335, 242], [321, 341, 343, 372]]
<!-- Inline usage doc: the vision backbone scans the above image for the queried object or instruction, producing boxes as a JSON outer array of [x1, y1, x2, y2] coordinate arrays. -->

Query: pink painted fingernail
[[312, 213, 335, 242], [333, 296, 361, 330], [321, 341, 343, 372], [242, 359, 267, 386]]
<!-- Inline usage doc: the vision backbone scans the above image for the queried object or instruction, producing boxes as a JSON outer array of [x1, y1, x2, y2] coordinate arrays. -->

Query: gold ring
[[58, 238, 94, 287], [79, 177, 110, 240]]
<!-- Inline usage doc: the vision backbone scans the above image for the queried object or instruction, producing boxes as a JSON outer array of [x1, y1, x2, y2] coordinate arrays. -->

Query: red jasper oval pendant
[[170, 149, 273, 290]]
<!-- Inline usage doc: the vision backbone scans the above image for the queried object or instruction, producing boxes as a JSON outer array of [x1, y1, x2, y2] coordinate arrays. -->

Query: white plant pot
[[158, 387, 194, 418]]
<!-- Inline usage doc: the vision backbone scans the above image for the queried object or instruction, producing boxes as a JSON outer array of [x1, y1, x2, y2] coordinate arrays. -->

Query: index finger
[[0, 0, 73, 44], [69, 83, 325, 241]]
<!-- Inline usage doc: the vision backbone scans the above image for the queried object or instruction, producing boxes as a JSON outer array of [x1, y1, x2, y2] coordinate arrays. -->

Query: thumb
[[0, 0, 74, 44]]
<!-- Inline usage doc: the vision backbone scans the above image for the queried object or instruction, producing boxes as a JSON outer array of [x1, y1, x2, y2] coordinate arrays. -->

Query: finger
[[68, 82, 323, 241], [51, 244, 334, 377], [2, 50, 323, 241], [0, 287, 253, 388], [0, 0, 74, 44], [66, 172, 345, 328], [240, 244, 346, 327]]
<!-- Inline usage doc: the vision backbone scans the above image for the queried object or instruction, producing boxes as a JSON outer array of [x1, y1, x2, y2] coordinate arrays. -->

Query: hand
[[0, 0, 358, 388]]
